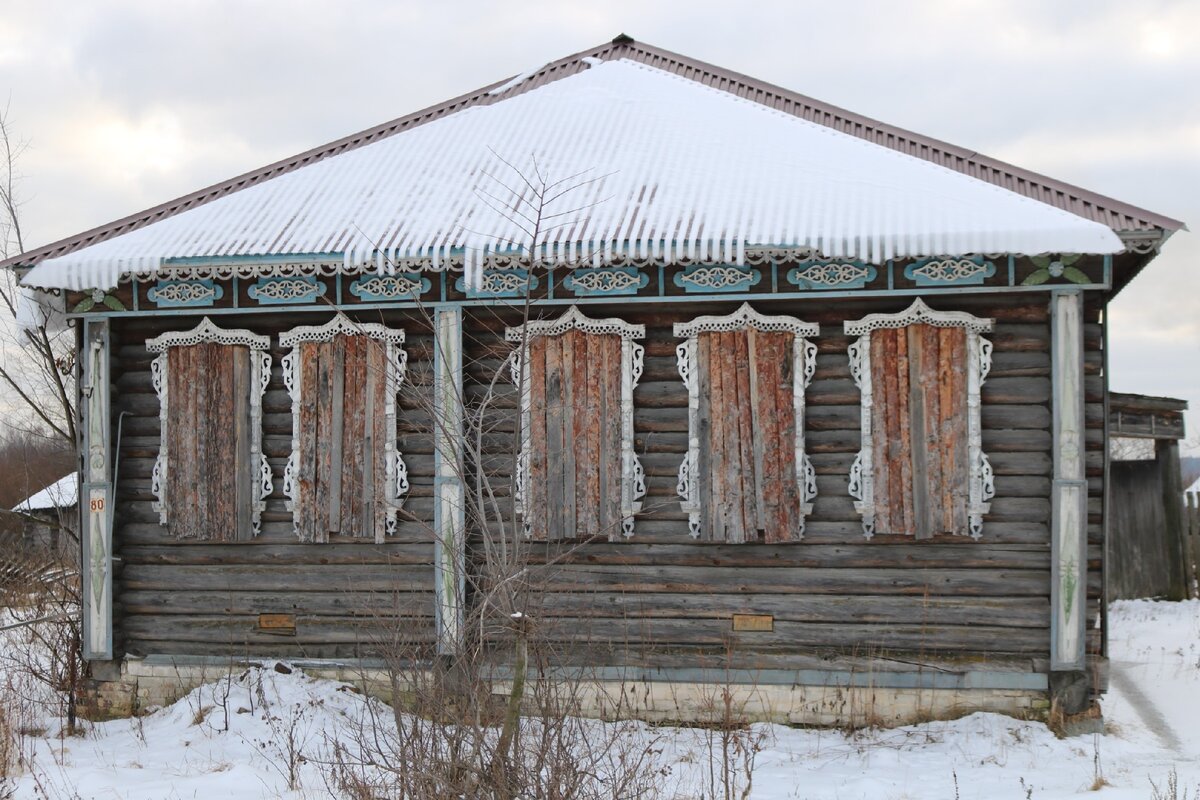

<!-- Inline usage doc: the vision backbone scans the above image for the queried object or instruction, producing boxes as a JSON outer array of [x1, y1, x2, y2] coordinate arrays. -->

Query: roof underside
[[8, 37, 1182, 291]]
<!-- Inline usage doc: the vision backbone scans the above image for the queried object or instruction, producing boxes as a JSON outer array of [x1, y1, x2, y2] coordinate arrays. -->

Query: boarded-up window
[[281, 317, 408, 543], [675, 304, 819, 542], [148, 319, 272, 540], [507, 307, 645, 541], [845, 299, 995, 539]]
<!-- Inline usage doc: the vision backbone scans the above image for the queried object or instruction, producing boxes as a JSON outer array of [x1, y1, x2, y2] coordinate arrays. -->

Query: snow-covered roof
[[1186, 475, 1200, 495], [12, 473, 78, 513], [19, 57, 1123, 292]]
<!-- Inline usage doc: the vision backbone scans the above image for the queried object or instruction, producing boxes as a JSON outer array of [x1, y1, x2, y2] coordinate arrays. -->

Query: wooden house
[[2, 36, 1185, 724]]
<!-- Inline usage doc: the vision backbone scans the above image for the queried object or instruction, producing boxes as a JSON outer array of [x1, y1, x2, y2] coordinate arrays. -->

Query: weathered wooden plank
[[298, 341, 320, 543], [920, 325, 943, 535], [121, 564, 436, 592], [119, 542, 435, 566], [907, 326, 930, 539], [733, 329, 755, 542], [746, 330, 766, 534], [696, 334, 713, 541], [328, 335, 346, 533], [122, 590, 436, 617], [233, 347, 252, 541], [343, 335, 366, 538], [544, 332, 566, 541], [561, 330, 577, 539], [774, 332, 800, 541], [369, 338, 389, 540], [122, 614, 436, 645]]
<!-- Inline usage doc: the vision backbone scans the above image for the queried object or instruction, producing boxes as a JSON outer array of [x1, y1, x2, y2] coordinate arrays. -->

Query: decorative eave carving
[[147, 317, 272, 537], [506, 306, 646, 539], [673, 302, 820, 339], [279, 314, 409, 543], [506, 305, 646, 343], [844, 298, 995, 539], [674, 304, 820, 540], [844, 297, 995, 336]]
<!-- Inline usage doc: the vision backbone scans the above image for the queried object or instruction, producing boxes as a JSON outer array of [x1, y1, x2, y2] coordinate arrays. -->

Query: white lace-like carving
[[351, 275, 424, 297], [792, 263, 871, 285], [844, 299, 994, 539], [844, 297, 995, 335], [147, 281, 219, 305], [280, 315, 408, 543], [147, 317, 271, 536], [674, 302, 820, 339], [676, 266, 755, 290], [506, 307, 645, 540], [506, 305, 645, 343], [675, 305, 819, 540], [146, 317, 270, 352], [477, 270, 532, 295], [910, 258, 989, 282], [567, 269, 643, 293]]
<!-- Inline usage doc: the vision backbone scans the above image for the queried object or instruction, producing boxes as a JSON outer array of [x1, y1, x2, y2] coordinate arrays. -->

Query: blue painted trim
[[672, 265, 760, 294], [146, 279, 223, 308], [247, 275, 327, 305], [904, 256, 997, 287], [787, 260, 878, 290], [563, 266, 649, 296], [68, 280, 1113, 320], [348, 273, 431, 302], [454, 268, 538, 298]]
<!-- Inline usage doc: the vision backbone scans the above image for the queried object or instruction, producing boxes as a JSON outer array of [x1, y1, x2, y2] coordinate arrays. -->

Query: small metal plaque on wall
[[257, 613, 297, 636], [731, 614, 774, 632]]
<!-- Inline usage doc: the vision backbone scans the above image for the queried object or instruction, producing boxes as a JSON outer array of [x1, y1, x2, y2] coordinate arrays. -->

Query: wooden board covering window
[[164, 342, 254, 540], [524, 328, 624, 541], [694, 329, 803, 544], [869, 324, 969, 538], [294, 333, 391, 542]]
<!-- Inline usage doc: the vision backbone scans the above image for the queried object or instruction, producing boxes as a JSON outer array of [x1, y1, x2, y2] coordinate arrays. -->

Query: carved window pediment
[[147, 318, 272, 539], [674, 303, 820, 542], [844, 298, 995, 539], [280, 315, 409, 543], [506, 307, 646, 540]]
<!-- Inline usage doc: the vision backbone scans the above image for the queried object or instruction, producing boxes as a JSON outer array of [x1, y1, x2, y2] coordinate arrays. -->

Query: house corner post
[[80, 318, 113, 661], [433, 306, 465, 656], [1049, 290, 1088, 712]]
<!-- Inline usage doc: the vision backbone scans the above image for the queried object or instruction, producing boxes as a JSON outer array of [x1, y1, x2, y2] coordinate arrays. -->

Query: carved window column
[[507, 307, 646, 541], [280, 315, 408, 543], [433, 307, 464, 654], [675, 303, 820, 542], [147, 318, 273, 541], [844, 298, 994, 539], [1050, 290, 1088, 672]]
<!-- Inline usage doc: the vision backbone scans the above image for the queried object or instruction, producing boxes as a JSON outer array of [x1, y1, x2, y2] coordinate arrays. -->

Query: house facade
[[3, 36, 1184, 724]]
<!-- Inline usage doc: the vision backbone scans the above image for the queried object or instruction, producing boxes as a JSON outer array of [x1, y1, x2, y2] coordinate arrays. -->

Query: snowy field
[[2, 600, 1197, 799]]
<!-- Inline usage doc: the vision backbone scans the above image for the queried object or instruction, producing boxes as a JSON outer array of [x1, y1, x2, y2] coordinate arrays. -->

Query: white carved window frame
[[506, 306, 646, 539], [673, 303, 820, 539], [844, 298, 995, 540], [279, 315, 409, 542], [147, 317, 273, 535]]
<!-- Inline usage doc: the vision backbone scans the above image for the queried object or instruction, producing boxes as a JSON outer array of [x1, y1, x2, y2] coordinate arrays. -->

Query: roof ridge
[[1, 35, 1182, 270]]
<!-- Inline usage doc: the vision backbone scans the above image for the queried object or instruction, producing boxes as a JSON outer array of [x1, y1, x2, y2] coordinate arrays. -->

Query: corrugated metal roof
[[5, 36, 1180, 288]]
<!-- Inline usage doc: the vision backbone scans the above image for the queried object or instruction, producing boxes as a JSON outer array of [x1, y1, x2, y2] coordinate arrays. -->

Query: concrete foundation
[[83, 657, 1050, 728]]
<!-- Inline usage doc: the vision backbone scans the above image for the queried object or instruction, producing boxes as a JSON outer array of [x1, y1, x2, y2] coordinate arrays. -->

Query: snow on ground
[[1, 600, 1197, 799]]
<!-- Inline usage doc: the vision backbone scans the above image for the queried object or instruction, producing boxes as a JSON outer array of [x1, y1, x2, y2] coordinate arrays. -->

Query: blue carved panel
[[147, 279, 223, 308], [563, 267, 648, 296], [904, 257, 996, 287], [455, 269, 537, 299], [673, 265, 760, 293], [349, 273, 431, 301], [786, 261, 877, 290], [248, 276, 327, 305]]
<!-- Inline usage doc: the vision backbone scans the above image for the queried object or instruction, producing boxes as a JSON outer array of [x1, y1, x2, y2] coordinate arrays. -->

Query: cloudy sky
[[2, 0, 1197, 445]]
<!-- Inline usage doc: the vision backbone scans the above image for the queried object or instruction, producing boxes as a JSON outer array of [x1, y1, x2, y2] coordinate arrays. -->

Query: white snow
[[11, 473, 77, 513], [1185, 474, 1200, 494], [20, 58, 1121, 292], [2, 600, 1196, 798]]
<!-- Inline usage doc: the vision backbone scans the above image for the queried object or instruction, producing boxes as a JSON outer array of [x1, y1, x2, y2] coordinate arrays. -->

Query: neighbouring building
[[1, 35, 1185, 725]]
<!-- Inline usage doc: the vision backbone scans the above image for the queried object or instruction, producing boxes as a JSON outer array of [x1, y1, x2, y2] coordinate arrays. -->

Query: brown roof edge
[[1109, 392, 1189, 413], [1, 35, 1184, 271]]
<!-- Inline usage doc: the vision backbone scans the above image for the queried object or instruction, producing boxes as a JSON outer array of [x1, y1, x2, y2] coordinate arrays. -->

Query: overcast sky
[[3, 0, 1197, 447]]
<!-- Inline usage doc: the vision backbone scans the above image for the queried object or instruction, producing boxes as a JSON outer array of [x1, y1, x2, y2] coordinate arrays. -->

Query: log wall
[[106, 292, 1107, 677]]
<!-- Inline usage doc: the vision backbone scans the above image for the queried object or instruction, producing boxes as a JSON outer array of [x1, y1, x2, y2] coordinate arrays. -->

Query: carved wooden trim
[[147, 317, 272, 536], [844, 299, 995, 539], [280, 314, 408, 542], [506, 307, 645, 538], [674, 305, 820, 540]]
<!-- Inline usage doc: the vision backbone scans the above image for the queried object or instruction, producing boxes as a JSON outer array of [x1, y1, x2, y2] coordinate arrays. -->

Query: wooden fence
[[1186, 492, 1200, 599]]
